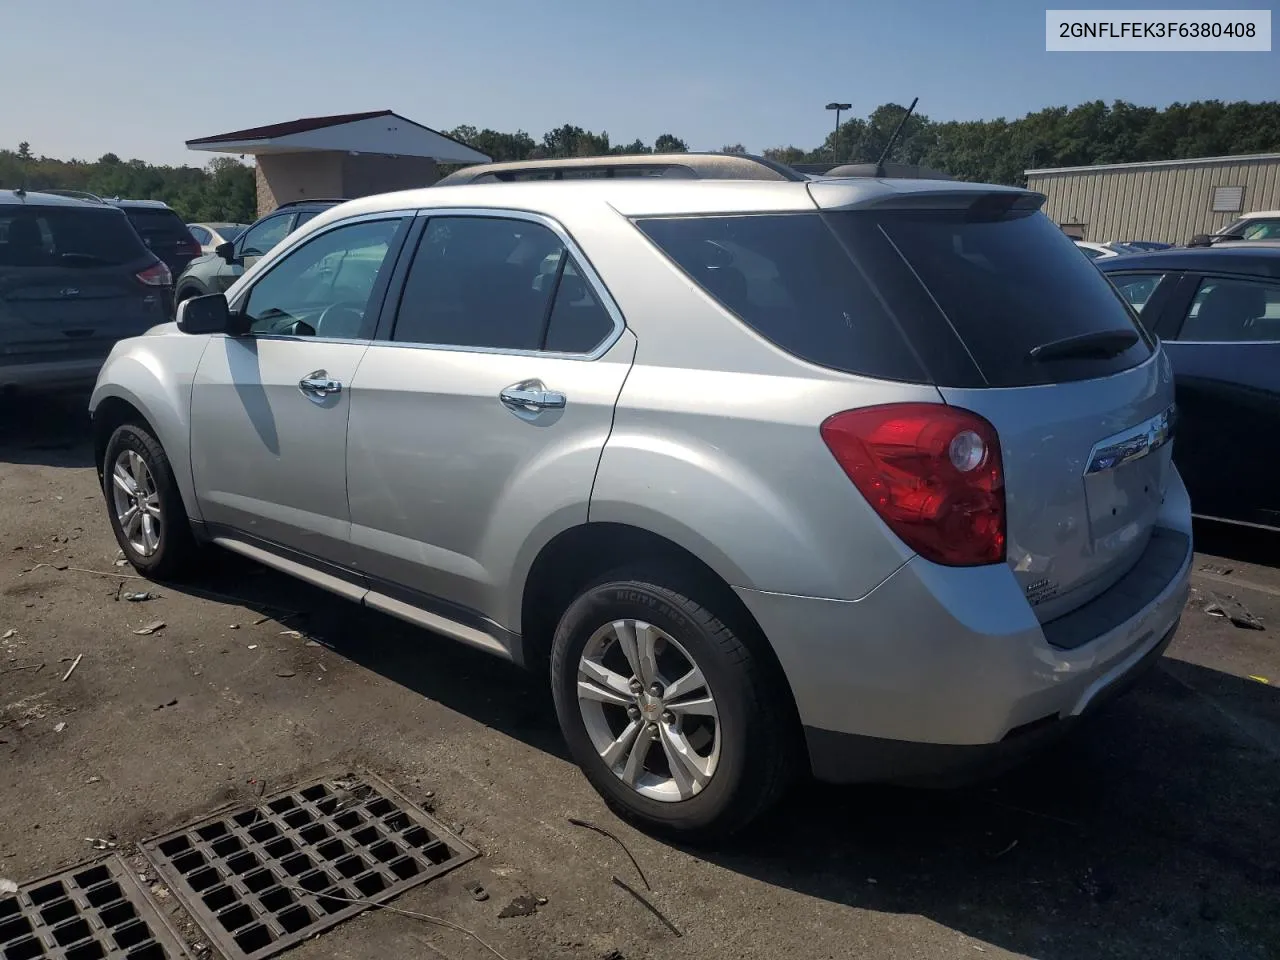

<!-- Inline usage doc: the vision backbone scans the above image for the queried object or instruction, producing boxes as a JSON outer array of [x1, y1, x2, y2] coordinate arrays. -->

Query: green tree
[[17, 142, 31, 160], [720, 143, 747, 154], [448, 126, 536, 162], [540, 125, 611, 157], [612, 139, 651, 155], [653, 134, 688, 153], [763, 145, 806, 165]]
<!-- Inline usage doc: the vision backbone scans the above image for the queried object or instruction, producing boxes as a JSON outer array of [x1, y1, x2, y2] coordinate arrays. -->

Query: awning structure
[[187, 110, 490, 164]]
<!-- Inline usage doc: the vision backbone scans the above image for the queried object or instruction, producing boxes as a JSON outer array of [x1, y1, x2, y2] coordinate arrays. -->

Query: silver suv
[[90, 174, 1192, 838]]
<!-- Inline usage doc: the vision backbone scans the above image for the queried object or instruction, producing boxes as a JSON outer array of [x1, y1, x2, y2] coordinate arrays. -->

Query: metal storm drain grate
[[140, 774, 476, 960], [0, 855, 188, 960]]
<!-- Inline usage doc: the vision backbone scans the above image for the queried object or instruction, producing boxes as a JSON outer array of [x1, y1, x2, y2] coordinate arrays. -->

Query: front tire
[[103, 423, 198, 580], [550, 569, 795, 840]]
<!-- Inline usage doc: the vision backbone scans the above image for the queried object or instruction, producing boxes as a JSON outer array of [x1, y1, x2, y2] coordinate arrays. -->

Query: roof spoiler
[[823, 162, 953, 181], [810, 181, 1045, 213]]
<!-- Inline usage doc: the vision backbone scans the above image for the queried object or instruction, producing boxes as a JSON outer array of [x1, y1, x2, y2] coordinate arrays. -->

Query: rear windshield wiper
[[1027, 329, 1139, 363]]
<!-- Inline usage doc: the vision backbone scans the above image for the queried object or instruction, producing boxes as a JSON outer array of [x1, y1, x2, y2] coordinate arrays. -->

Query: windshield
[[0, 206, 151, 268], [215, 224, 247, 241]]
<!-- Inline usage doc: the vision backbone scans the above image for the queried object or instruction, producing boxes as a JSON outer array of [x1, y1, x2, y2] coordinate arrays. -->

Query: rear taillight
[[820, 403, 1006, 566], [178, 239, 201, 256], [136, 261, 172, 286]]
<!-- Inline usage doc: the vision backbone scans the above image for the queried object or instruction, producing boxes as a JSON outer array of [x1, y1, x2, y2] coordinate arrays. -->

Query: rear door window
[[391, 215, 613, 354], [0, 206, 149, 268], [828, 208, 1153, 387], [1178, 276, 1280, 342], [635, 213, 926, 381], [543, 258, 615, 353]]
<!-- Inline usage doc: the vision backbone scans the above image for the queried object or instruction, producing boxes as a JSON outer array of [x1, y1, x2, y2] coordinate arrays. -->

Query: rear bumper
[[735, 471, 1193, 784], [802, 619, 1177, 785]]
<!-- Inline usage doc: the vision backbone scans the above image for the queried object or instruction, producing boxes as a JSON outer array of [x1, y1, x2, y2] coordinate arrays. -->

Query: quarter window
[[241, 218, 403, 339], [1180, 276, 1280, 342], [392, 216, 613, 353], [1109, 273, 1166, 315]]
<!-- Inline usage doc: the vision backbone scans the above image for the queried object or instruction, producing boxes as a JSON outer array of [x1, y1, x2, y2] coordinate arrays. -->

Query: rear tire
[[103, 423, 199, 580], [550, 567, 795, 840]]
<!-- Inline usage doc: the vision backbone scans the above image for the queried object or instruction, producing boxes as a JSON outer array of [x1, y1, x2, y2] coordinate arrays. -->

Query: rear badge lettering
[[1026, 577, 1058, 606]]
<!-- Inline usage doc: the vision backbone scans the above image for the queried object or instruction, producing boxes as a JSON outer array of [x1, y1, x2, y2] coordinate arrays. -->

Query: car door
[[1159, 271, 1280, 527], [189, 213, 411, 564], [345, 212, 635, 637], [212, 212, 296, 293]]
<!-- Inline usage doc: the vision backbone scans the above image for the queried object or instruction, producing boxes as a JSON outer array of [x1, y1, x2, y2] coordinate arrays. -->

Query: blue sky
[[3, 0, 1275, 166]]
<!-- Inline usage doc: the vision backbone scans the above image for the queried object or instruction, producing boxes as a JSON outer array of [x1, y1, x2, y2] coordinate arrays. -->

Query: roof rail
[[273, 198, 346, 210], [41, 189, 107, 203], [436, 152, 807, 186]]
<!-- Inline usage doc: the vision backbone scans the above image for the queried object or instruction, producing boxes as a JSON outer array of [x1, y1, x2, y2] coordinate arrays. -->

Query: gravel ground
[[1, 392, 1278, 960]]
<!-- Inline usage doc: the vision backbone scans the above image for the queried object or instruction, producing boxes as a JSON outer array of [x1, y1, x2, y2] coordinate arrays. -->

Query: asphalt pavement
[[1, 393, 1277, 960]]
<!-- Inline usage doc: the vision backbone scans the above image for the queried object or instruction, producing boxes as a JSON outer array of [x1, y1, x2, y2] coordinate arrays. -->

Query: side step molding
[[211, 536, 515, 662], [363, 591, 511, 659]]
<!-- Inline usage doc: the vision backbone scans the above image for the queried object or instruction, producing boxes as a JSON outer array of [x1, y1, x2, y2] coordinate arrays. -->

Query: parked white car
[[186, 222, 248, 256], [1076, 241, 1120, 261]]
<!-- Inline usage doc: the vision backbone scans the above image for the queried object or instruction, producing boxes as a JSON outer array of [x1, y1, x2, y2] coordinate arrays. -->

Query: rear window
[[0, 206, 150, 268], [635, 213, 926, 381], [828, 208, 1153, 387], [121, 208, 191, 243], [216, 224, 247, 241]]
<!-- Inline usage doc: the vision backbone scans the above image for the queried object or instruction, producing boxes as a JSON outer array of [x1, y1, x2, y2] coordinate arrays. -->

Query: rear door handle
[[298, 370, 342, 397], [500, 380, 566, 412]]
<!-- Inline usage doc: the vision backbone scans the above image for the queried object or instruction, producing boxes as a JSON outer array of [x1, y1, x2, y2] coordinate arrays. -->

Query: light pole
[[826, 101, 851, 163]]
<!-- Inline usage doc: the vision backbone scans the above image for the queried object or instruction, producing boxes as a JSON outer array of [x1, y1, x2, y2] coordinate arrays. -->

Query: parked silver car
[[90, 175, 1192, 837]]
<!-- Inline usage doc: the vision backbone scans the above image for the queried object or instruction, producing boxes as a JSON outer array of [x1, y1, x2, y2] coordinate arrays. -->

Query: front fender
[[90, 329, 212, 521]]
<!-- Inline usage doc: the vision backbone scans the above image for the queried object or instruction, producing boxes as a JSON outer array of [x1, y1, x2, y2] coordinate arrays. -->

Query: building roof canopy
[[187, 110, 490, 164]]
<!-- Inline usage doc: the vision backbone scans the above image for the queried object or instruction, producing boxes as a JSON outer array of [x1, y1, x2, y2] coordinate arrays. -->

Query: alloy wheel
[[111, 450, 162, 557], [576, 619, 721, 802]]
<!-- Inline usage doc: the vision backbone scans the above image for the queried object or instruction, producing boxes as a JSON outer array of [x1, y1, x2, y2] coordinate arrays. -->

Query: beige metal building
[[1026, 152, 1280, 245]]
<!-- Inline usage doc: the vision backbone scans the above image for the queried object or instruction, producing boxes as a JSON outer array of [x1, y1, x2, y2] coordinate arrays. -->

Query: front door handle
[[500, 380, 566, 412], [299, 370, 342, 398]]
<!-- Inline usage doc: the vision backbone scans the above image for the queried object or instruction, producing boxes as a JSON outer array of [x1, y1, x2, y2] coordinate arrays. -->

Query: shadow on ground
[[703, 661, 1280, 960], [170, 553, 1280, 960], [170, 551, 567, 760], [0, 389, 95, 468]]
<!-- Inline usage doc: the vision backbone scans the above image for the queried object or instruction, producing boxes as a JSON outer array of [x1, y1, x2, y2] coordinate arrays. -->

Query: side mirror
[[176, 293, 243, 335], [1187, 234, 1212, 247], [215, 240, 237, 262]]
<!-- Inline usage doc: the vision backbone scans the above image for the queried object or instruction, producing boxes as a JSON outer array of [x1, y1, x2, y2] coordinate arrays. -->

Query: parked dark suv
[[173, 199, 340, 305], [109, 199, 203, 280], [1, 189, 172, 389]]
